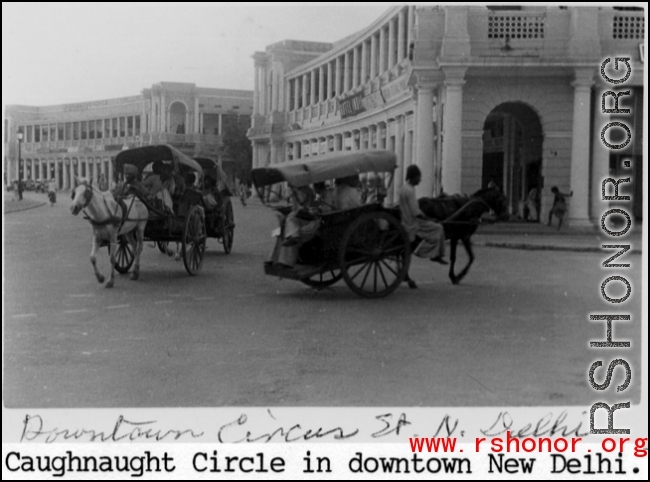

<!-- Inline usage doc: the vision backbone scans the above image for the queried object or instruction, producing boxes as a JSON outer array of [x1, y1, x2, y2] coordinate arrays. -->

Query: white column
[[352, 46, 360, 88], [160, 96, 166, 132], [344, 51, 351, 92], [405, 124, 413, 168], [591, 81, 610, 222], [441, 68, 466, 194], [318, 65, 325, 103], [335, 57, 342, 97], [309, 70, 316, 106], [407, 6, 415, 48], [218, 114, 223, 136], [361, 40, 368, 84], [302, 74, 309, 107], [395, 115, 405, 197], [253, 66, 259, 114], [108, 158, 114, 187], [398, 9, 406, 62], [68, 160, 75, 189], [294, 78, 300, 110], [259, 66, 266, 115], [568, 69, 595, 226], [370, 34, 378, 79], [388, 18, 396, 68], [271, 69, 278, 111], [415, 81, 436, 196], [379, 26, 387, 74], [386, 127, 396, 205]]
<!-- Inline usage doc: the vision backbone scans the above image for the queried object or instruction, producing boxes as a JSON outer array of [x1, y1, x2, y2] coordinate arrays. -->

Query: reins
[[443, 197, 492, 223]]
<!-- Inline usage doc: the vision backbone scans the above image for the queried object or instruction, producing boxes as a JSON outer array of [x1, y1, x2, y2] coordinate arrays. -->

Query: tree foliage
[[220, 112, 252, 183]]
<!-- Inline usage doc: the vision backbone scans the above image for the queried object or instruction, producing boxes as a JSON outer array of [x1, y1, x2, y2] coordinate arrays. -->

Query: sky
[[2, 2, 392, 107]]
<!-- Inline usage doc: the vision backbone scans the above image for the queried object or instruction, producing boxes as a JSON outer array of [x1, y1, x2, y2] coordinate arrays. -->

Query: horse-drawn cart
[[114, 145, 207, 275], [252, 150, 411, 298], [194, 157, 235, 254]]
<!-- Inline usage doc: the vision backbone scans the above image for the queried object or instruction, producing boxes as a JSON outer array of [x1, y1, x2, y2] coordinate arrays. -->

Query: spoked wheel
[[157, 241, 170, 254], [301, 268, 343, 289], [222, 200, 234, 254], [182, 205, 206, 275], [339, 211, 411, 298], [115, 235, 135, 274]]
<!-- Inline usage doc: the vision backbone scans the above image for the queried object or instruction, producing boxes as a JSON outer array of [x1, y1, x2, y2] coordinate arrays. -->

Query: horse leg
[[175, 242, 181, 261], [127, 231, 139, 280], [448, 237, 459, 284], [90, 236, 105, 284], [454, 236, 475, 284], [131, 223, 147, 280], [106, 234, 117, 288]]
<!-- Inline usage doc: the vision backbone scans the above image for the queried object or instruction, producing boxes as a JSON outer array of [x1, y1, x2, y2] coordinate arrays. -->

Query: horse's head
[[70, 178, 94, 216], [474, 186, 510, 221]]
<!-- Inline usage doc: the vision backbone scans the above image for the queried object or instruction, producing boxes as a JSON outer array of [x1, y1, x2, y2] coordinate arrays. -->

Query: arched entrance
[[482, 102, 543, 220], [169, 101, 187, 134]]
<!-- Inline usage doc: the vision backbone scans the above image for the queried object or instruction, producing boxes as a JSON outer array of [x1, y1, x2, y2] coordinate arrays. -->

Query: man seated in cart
[[113, 164, 141, 202], [399, 165, 448, 265], [141, 160, 174, 213]]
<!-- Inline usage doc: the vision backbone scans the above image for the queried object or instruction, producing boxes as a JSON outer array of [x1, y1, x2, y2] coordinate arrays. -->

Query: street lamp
[[16, 130, 24, 201]]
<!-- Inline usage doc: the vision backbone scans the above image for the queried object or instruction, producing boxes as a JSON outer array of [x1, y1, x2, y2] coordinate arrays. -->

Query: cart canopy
[[251, 150, 397, 188], [115, 145, 203, 176]]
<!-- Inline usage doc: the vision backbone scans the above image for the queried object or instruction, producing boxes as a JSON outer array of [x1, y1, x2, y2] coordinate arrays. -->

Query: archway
[[169, 101, 187, 134], [482, 102, 543, 220]]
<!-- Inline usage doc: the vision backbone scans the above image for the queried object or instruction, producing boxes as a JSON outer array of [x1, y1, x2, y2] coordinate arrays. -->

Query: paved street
[[4, 195, 643, 408]]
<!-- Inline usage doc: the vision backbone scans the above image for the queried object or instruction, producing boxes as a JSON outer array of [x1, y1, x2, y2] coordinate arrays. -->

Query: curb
[[4, 201, 46, 214], [477, 241, 642, 255]]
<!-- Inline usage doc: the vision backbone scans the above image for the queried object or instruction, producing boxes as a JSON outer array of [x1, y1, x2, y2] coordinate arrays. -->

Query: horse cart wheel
[[301, 269, 343, 289], [157, 241, 170, 254], [222, 199, 234, 254], [182, 205, 206, 275], [338, 211, 411, 298], [114, 235, 135, 274]]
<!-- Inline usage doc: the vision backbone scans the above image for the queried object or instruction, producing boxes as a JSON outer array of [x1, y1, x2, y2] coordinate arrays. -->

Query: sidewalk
[[473, 221, 643, 254], [4, 192, 47, 214]]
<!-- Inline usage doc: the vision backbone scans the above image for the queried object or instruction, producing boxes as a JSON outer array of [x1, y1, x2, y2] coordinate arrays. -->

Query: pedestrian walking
[[48, 179, 57, 206], [547, 186, 572, 230]]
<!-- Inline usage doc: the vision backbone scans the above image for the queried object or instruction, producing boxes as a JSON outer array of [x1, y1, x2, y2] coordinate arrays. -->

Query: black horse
[[417, 186, 509, 284]]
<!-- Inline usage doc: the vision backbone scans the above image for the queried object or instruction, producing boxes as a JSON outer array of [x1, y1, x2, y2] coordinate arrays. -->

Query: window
[[104, 119, 110, 138], [81, 121, 88, 140], [135, 116, 141, 136], [42, 125, 49, 142], [112, 118, 118, 138], [127, 116, 134, 136], [73, 122, 80, 140], [57, 124, 64, 141], [27, 125, 33, 143]]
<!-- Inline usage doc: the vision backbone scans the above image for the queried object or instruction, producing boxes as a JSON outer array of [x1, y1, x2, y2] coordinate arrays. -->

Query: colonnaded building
[[248, 5, 644, 224], [4, 82, 253, 190]]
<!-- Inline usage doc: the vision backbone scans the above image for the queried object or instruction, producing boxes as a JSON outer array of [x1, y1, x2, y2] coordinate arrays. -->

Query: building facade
[[4, 82, 253, 190], [248, 6, 644, 224]]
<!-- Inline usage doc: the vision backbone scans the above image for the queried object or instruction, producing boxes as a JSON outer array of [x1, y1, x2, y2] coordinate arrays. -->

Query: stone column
[[398, 9, 406, 63], [352, 46, 360, 88], [568, 68, 595, 226], [309, 70, 316, 106], [318, 65, 325, 103], [335, 57, 342, 97], [218, 114, 223, 136], [405, 124, 414, 169], [327, 62, 333, 101], [361, 41, 368, 83], [194, 98, 200, 133], [344, 51, 351, 92], [108, 158, 114, 187], [415, 77, 437, 196], [395, 115, 405, 196], [379, 26, 387, 74], [259, 66, 267, 115], [388, 17, 396, 69], [386, 126, 396, 205], [253, 66, 259, 115], [293, 78, 300, 110], [441, 68, 466, 195], [69, 160, 75, 189], [302, 74, 309, 107], [591, 80, 610, 222], [370, 34, 378, 79]]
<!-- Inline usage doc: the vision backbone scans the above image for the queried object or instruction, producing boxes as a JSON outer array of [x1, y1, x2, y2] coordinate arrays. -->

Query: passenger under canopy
[[115, 144, 203, 177], [251, 150, 397, 189]]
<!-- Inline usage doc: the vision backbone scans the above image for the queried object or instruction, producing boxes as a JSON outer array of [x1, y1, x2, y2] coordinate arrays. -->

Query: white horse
[[70, 178, 148, 288]]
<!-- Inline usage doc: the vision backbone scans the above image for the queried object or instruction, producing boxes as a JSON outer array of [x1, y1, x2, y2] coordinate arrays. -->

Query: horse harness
[[75, 183, 134, 229]]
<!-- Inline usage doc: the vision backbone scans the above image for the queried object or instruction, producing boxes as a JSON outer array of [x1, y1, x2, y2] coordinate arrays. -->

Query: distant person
[[523, 186, 540, 222], [333, 175, 362, 210], [47, 179, 57, 206], [547, 186, 572, 230]]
